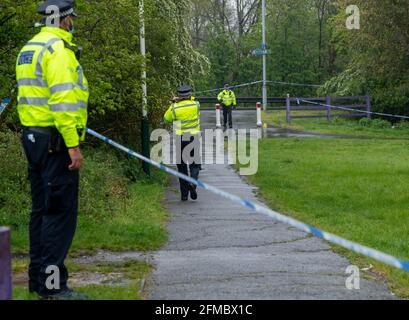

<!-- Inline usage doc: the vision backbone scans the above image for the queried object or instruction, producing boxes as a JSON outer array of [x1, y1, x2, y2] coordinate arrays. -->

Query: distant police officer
[[164, 85, 201, 201], [217, 83, 237, 130], [16, 0, 88, 300]]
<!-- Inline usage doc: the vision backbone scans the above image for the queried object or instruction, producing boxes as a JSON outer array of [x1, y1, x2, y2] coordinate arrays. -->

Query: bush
[[331, 117, 347, 125], [371, 119, 392, 129], [0, 130, 31, 228], [359, 118, 391, 129], [0, 129, 133, 229], [394, 121, 409, 131], [359, 118, 372, 127]]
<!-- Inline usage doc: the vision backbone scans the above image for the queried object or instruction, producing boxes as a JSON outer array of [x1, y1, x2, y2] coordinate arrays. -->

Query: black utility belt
[[24, 127, 65, 153], [24, 126, 84, 137], [24, 126, 56, 135]]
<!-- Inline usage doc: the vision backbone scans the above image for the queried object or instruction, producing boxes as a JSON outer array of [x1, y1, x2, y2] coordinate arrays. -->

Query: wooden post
[[366, 95, 372, 119], [0, 227, 12, 300], [286, 94, 291, 125], [326, 96, 332, 121]]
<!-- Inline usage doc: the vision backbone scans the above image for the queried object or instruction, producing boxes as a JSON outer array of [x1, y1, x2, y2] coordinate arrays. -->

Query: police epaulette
[[62, 40, 83, 61]]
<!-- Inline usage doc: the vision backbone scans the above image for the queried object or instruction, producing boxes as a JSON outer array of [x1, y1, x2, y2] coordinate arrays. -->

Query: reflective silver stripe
[[181, 118, 199, 124], [76, 66, 87, 90], [19, 97, 49, 106], [35, 38, 61, 79], [173, 103, 199, 110], [50, 79, 88, 94], [78, 100, 88, 109], [49, 100, 88, 112], [171, 104, 177, 119], [50, 83, 76, 94], [182, 123, 200, 130], [49, 103, 78, 112], [25, 42, 46, 47], [17, 78, 48, 87]]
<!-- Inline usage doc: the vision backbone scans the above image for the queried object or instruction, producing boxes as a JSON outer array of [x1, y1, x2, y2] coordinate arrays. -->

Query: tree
[[322, 0, 409, 116], [0, 0, 206, 148]]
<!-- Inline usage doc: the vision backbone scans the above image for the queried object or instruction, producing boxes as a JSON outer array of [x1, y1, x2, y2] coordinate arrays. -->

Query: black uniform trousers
[[21, 128, 79, 296], [175, 134, 201, 198], [222, 104, 233, 128]]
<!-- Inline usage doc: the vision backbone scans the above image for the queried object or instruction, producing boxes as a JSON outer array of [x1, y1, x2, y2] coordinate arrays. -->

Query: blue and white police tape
[[194, 80, 264, 95], [267, 80, 322, 88], [195, 80, 323, 95], [298, 98, 409, 120], [86, 128, 409, 272]]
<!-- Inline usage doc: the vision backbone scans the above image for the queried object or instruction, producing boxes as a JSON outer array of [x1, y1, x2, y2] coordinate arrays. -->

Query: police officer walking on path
[[16, 0, 88, 300], [164, 85, 201, 202], [217, 83, 237, 130]]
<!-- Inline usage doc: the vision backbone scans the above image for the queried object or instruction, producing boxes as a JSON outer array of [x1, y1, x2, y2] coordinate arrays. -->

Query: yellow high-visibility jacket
[[217, 89, 237, 107], [164, 99, 201, 135], [16, 27, 89, 148]]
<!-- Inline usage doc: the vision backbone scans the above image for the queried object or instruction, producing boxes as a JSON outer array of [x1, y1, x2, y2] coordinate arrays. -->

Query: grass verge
[[250, 138, 409, 298], [263, 110, 409, 139], [1, 129, 169, 299], [0, 130, 168, 253], [12, 259, 151, 300]]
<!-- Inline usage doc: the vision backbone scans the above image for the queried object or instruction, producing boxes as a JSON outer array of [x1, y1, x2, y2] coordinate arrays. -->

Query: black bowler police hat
[[177, 85, 193, 98], [37, 0, 77, 18]]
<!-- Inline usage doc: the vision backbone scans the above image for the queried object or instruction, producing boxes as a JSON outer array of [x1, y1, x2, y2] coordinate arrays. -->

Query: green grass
[[263, 110, 409, 139], [10, 181, 168, 254], [0, 130, 168, 253], [71, 181, 168, 253], [1, 129, 169, 300], [250, 138, 409, 298], [13, 260, 151, 300]]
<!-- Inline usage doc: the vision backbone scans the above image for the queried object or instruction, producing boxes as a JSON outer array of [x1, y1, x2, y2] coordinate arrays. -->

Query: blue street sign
[[252, 49, 268, 56]]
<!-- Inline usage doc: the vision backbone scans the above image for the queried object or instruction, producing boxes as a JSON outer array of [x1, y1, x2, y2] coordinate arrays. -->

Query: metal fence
[[286, 95, 371, 124]]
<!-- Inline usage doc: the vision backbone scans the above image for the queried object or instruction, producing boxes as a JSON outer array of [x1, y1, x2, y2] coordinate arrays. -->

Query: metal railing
[[286, 95, 371, 124]]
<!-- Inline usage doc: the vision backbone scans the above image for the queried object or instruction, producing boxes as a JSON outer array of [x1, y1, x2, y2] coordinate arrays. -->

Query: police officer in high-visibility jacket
[[164, 85, 201, 202], [16, 0, 88, 300], [217, 83, 237, 130]]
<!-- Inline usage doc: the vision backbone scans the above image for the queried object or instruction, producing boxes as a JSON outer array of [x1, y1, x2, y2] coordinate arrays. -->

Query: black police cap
[[37, 0, 77, 18], [177, 85, 193, 97]]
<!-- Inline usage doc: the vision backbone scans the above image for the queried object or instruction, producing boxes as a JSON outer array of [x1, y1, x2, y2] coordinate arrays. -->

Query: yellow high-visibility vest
[[217, 90, 237, 107], [164, 99, 201, 135], [16, 27, 89, 148]]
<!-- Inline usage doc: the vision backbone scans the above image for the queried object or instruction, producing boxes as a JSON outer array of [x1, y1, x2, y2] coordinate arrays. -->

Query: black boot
[[40, 288, 88, 301], [189, 184, 198, 200]]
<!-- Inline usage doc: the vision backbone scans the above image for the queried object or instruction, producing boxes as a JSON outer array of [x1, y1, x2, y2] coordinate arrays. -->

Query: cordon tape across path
[[86, 128, 409, 273], [298, 98, 409, 120]]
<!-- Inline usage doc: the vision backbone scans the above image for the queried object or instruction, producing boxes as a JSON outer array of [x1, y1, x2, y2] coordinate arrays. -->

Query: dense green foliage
[[0, 129, 168, 253], [2, 0, 408, 128], [319, 0, 409, 117], [190, 0, 408, 116], [190, 0, 337, 96], [0, 0, 205, 147]]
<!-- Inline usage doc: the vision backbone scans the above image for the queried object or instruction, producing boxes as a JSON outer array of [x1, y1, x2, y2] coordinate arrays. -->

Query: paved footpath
[[147, 110, 395, 300]]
